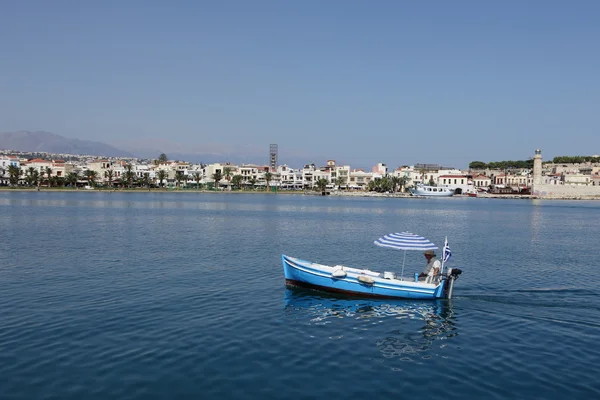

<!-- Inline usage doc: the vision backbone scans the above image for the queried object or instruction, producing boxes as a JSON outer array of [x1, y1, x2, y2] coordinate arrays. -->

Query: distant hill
[[0, 131, 136, 158]]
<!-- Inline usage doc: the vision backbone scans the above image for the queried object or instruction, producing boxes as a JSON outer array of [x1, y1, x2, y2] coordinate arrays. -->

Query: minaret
[[533, 149, 542, 187]]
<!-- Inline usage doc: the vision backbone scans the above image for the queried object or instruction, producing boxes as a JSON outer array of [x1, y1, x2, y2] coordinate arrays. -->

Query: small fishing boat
[[409, 184, 454, 197], [282, 232, 462, 300]]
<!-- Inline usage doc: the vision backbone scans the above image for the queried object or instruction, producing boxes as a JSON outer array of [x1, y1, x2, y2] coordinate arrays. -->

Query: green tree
[[223, 167, 232, 181], [175, 170, 185, 188], [157, 170, 167, 188], [123, 164, 135, 188], [368, 177, 381, 192], [105, 169, 114, 188], [264, 172, 273, 191], [335, 176, 345, 190], [85, 170, 98, 187], [8, 165, 21, 186], [158, 153, 168, 163], [50, 176, 62, 187], [65, 172, 79, 189], [37, 168, 44, 188], [212, 170, 223, 190], [316, 178, 328, 193], [193, 171, 202, 189], [398, 176, 409, 192], [249, 177, 257, 190], [231, 175, 243, 190], [45, 167, 53, 187], [140, 172, 151, 188], [469, 161, 487, 169], [391, 176, 401, 192], [26, 167, 39, 186]]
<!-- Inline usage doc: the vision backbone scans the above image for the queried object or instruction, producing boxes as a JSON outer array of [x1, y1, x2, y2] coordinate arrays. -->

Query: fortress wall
[[532, 184, 600, 199]]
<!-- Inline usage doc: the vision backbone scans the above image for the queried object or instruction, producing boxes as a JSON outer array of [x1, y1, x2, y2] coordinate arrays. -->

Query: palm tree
[[223, 167, 232, 182], [368, 178, 380, 192], [175, 170, 185, 188], [105, 169, 114, 188], [26, 167, 38, 186], [248, 177, 257, 190], [193, 172, 202, 189], [85, 170, 98, 187], [390, 176, 401, 193], [123, 164, 135, 188], [45, 167, 53, 187], [157, 170, 167, 188], [398, 176, 409, 192], [8, 165, 21, 186], [264, 172, 273, 192], [65, 172, 79, 189], [231, 175, 243, 190], [37, 169, 44, 189], [316, 178, 328, 193], [140, 173, 151, 188], [335, 176, 345, 190], [52, 176, 64, 187], [212, 170, 223, 190]]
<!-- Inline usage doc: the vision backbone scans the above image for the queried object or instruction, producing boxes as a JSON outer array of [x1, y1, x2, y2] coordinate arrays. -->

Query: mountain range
[[0, 131, 136, 158], [0, 131, 315, 167]]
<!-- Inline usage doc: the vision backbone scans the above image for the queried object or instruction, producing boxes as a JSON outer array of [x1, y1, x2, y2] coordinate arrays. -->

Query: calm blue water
[[1, 192, 599, 399]]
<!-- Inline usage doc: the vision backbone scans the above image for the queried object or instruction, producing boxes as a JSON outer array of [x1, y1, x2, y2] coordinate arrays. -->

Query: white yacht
[[409, 184, 454, 197]]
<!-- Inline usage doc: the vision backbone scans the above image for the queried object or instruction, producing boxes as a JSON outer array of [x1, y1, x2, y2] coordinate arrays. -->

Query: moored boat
[[409, 185, 454, 197]]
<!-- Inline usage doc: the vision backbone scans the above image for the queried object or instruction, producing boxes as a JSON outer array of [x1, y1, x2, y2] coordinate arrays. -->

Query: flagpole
[[441, 236, 447, 275]]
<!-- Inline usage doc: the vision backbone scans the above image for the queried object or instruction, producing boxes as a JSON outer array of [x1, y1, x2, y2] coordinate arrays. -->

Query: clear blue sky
[[1, 0, 599, 168]]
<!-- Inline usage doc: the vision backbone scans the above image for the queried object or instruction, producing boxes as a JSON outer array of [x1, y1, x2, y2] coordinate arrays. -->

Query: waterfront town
[[1, 147, 600, 198]]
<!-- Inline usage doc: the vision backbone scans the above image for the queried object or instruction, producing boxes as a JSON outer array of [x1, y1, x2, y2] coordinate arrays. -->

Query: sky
[[1, 0, 599, 169]]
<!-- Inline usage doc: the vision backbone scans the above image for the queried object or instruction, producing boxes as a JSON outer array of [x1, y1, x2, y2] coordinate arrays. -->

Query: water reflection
[[283, 287, 458, 361]]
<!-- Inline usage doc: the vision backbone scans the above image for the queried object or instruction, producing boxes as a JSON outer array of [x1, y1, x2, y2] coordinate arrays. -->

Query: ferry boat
[[409, 184, 454, 197]]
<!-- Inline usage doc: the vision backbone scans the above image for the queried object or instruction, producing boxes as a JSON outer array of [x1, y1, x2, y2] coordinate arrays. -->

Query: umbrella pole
[[400, 250, 407, 280]]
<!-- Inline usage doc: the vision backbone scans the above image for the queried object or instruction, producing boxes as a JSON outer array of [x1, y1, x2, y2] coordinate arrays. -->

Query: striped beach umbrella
[[374, 232, 438, 280], [374, 232, 438, 251]]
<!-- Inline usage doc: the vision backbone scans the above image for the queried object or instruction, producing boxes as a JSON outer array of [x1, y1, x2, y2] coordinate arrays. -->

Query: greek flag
[[443, 237, 452, 263]]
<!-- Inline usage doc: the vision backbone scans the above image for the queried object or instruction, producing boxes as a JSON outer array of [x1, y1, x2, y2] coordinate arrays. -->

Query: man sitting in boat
[[418, 249, 441, 282]]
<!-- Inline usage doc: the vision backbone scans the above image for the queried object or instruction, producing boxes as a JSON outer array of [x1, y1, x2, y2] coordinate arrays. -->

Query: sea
[[0, 191, 599, 399]]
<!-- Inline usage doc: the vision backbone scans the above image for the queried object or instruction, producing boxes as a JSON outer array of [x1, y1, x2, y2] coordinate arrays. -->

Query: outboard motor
[[445, 268, 463, 299]]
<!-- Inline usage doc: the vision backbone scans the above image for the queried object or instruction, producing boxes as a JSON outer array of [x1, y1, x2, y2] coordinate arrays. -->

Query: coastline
[[2, 187, 600, 200]]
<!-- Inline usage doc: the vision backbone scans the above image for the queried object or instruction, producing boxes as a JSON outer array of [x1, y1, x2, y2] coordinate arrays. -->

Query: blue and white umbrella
[[374, 232, 438, 251], [374, 232, 438, 279]]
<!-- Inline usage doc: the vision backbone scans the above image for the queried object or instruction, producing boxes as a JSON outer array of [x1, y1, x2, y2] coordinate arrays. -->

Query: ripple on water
[[1, 193, 600, 399]]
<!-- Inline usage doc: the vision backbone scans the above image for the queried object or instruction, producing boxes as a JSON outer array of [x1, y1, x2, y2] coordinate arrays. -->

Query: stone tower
[[533, 149, 542, 187]]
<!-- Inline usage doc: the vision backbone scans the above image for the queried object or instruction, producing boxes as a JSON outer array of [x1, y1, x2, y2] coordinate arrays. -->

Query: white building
[[437, 174, 474, 194]]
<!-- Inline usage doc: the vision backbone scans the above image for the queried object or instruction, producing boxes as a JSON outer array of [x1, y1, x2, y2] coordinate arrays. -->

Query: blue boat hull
[[282, 255, 446, 300]]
